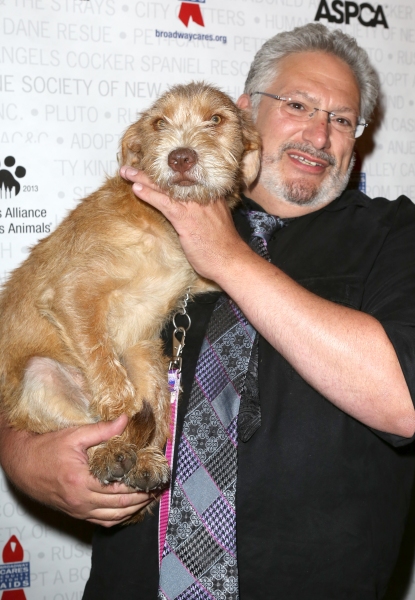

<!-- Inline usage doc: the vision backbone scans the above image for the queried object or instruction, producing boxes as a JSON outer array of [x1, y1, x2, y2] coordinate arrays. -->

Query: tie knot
[[245, 210, 285, 244]]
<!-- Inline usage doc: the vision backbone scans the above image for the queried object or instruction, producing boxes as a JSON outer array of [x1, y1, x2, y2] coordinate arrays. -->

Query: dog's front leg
[[88, 339, 171, 494]]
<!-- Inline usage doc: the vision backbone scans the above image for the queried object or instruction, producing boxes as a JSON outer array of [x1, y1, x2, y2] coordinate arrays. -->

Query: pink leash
[[158, 367, 180, 566], [158, 293, 190, 567]]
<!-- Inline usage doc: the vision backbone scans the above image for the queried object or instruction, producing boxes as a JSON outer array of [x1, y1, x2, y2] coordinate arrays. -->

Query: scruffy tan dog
[[0, 82, 261, 507]]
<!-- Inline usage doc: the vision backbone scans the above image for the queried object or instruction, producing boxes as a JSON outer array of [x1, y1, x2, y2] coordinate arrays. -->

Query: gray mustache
[[278, 142, 336, 167]]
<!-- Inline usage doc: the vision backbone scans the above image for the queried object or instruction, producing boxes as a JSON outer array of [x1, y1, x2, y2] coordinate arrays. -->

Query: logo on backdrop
[[0, 536, 30, 598], [0, 157, 26, 199], [155, 0, 226, 45], [178, 0, 205, 28], [314, 1, 389, 28], [0, 159, 51, 236]]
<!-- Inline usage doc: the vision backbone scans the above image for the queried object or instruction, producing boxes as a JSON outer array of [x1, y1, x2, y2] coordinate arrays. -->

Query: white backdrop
[[1, 1, 415, 598]]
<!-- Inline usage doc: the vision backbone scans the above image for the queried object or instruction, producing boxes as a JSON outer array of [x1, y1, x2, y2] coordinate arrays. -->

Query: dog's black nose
[[168, 148, 197, 173]]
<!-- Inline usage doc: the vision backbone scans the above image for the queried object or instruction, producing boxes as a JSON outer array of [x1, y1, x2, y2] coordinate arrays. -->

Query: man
[[1, 23, 415, 599]]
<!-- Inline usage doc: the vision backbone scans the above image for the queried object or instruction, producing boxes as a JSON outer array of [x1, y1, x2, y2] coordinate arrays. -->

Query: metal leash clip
[[170, 327, 186, 372], [169, 291, 191, 373]]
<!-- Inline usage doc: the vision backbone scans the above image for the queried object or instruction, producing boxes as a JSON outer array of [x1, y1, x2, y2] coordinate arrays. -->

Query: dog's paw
[[89, 439, 137, 484], [124, 446, 170, 493]]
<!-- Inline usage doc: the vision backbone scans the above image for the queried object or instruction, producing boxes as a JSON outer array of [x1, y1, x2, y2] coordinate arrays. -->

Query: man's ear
[[236, 93, 252, 111]]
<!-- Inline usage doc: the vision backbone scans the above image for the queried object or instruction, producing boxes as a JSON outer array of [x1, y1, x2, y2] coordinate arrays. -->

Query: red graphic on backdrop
[[178, 2, 204, 27], [2, 538, 24, 564], [1, 537, 27, 600]]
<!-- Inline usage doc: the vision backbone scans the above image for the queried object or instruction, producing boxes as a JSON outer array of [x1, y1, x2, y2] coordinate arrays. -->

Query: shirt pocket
[[297, 275, 364, 310]]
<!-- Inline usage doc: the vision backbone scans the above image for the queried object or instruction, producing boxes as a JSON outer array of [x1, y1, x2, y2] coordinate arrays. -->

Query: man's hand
[[0, 414, 153, 527]]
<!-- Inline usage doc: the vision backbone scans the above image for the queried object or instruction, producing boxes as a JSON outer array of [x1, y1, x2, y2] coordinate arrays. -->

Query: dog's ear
[[119, 122, 143, 168], [239, 110, 262, 187]]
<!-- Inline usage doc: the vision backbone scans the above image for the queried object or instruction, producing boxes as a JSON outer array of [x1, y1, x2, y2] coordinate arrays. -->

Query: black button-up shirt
[[84, 190, 415, 600]]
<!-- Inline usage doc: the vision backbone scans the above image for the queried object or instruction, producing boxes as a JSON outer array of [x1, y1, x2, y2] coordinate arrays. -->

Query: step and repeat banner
[[1, 0, 415, 598]]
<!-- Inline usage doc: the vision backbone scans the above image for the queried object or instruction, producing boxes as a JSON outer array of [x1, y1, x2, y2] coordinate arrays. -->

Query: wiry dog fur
[[0, 82, 261, 517]]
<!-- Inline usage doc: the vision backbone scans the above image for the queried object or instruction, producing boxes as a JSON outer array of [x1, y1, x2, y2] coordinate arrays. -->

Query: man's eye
[[334, 116, 353, 128], [287, 101, 306, 111]]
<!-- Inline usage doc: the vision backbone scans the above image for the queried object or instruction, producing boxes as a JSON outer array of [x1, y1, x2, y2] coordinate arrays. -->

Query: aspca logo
[[0, 535, 30, 597], [178, 0, 205, 27], [0, 156, 26, 199], [315, 1, 389, 28]]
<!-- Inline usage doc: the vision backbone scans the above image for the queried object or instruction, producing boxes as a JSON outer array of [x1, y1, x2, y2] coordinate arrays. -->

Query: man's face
[[244, 51, 361, 213]]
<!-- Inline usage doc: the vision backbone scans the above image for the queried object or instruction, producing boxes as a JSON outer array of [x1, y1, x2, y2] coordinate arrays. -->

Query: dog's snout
[[168, 148, 197, 174]]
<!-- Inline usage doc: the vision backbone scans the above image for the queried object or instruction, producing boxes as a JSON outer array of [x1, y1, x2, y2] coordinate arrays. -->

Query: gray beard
[[258, 142, 355, 209]]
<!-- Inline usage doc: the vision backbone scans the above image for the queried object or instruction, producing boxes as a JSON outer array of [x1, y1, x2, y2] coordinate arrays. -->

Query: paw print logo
[[0, 156, 26, 199]]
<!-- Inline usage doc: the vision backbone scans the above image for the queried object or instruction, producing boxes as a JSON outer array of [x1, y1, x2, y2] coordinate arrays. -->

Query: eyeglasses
[[251, 91, 368, 138]]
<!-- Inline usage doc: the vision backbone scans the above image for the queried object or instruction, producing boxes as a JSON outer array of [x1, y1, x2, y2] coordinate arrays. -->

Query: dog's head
[[120, 82, 261, 205]]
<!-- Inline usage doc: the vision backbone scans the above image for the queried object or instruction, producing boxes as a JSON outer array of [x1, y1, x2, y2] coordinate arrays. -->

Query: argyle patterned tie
[[158, 211, 285, 600]]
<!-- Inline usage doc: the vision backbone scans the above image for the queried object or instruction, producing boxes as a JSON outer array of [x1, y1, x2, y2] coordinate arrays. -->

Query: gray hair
[[244, 23, 379, 122]]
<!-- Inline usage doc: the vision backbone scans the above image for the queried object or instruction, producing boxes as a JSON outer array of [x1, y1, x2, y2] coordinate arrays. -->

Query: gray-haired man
[[2, 23, 415, 599]]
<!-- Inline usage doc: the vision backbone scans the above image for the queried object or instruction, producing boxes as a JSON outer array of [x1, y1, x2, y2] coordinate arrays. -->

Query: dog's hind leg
[[38, 284, 139, 423], [9, 357, 94, 433]]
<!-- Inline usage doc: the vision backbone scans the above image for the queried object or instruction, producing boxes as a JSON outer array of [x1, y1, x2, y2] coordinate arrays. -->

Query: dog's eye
[[155, 119, 166, 130], [210, 115, 222, 124]]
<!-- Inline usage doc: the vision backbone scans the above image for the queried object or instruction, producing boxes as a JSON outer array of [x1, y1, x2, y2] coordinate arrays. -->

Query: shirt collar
[[240, 194, 296, 225], [241, 189, 366, 218]]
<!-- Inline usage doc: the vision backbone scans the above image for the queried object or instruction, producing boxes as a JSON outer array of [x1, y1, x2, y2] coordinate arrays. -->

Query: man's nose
[[302, 109, 332, 150]]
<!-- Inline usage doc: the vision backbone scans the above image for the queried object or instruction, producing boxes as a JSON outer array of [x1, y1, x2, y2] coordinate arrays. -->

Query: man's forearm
[[0, 414, 38, 496], [215, 247, 415, 438]]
